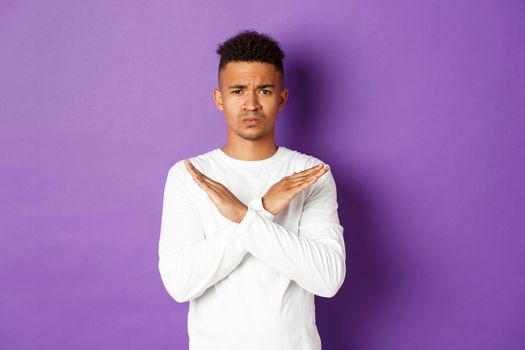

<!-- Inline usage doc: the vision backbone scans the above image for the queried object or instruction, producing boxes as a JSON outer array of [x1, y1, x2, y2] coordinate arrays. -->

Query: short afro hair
[[216, 30, 286, 77]]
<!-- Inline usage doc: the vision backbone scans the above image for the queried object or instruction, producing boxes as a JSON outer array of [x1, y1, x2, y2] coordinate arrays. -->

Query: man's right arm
[[157, 161, 248, 303]]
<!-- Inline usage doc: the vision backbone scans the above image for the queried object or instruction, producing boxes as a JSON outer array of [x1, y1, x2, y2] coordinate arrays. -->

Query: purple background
[[1, 1, 524, 349]]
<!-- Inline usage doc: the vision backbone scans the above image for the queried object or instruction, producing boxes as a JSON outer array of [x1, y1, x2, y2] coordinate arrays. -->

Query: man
[[158, 30, 346, 350]]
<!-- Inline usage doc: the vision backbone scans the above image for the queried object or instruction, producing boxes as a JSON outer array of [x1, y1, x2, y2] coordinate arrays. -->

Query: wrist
[[261, 196, 276, 216], [236, 204, 248, 223], [262, 196, 269, 212]]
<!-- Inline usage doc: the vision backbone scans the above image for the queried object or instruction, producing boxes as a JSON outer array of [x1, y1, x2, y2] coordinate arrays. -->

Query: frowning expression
[[213, 61, 289, 142]]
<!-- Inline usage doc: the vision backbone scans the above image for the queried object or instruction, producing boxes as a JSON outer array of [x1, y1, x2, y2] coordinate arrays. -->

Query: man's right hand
[[262, 164, 330, 216]]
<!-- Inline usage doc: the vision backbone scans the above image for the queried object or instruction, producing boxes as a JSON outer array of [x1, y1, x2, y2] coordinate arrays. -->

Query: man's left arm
[[234, 170, 346, 298]]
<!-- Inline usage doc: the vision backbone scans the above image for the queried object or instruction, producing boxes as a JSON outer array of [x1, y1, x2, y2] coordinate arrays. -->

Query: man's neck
[[221, 140, 279, 161]]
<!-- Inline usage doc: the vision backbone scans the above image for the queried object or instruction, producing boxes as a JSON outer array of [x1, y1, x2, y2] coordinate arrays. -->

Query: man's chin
[[237, 131, 265, 141]]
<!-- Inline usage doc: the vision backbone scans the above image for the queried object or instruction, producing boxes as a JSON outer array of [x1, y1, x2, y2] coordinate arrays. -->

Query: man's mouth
[[242, 117, 260, 125]]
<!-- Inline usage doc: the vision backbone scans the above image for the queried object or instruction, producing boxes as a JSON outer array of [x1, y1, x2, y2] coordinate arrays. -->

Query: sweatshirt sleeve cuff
[[247, 197, 275, 221], [233, 205, 257, 235]]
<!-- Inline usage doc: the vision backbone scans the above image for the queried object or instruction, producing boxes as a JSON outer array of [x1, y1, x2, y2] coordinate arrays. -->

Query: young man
[[158, 30, 346, 350]]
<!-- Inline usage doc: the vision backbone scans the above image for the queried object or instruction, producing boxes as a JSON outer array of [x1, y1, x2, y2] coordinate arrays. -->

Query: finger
[[185, 160, 212, 180], [194, 173, 222, 194], [288, 164, 327, 179], [300, 175, 320, 188], [184, 159, 205, 178], [189, 169, 211, 189], [287, 175, 319, 194], [201, 177, 223, 192], [297, 163, 324, 175], [286, 174, 318, 191], [196, 175, 236, 200], [288, 168, 328, 183], [185, 160, 220, 185], [190, 169, 223, 190], [184, 159, 200, 178], [287, 166, 329, 182], [194, 175, 224, 202], [185, 161, 213, 189], [185, 164, 206, 184], [184, 160, 230, 195], [189, 173, 229, 204]]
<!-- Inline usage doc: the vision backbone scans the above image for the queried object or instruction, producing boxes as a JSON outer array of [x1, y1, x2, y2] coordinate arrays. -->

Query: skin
[[184, 61, 329, 223]]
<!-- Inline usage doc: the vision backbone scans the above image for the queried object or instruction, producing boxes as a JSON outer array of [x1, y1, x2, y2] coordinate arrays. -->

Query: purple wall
[[1, 1, 524, 349]]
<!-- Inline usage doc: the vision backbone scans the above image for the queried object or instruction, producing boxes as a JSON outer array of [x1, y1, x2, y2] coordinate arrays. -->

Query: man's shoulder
[[282, 147, 337, 190], [281, 146, 328, 169], [167, 148, 220, 175]]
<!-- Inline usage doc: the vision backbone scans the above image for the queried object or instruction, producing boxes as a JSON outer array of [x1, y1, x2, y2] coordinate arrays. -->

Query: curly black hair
[[216, 30, 286, 77]]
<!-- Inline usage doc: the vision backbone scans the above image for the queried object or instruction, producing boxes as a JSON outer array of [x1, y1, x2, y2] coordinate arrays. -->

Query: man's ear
[[279, 88, 289, 111], [213, 89, 224, 111]]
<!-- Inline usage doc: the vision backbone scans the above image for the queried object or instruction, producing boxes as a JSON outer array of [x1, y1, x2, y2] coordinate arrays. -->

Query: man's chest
[[204, 165, 290, 203], [194, 165, 306, 238]]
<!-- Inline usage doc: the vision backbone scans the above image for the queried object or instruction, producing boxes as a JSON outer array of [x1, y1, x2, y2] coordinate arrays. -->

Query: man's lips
[[242, 115, 261, 121], [242, 115, 261, 123], [242, 117, 260, 125]]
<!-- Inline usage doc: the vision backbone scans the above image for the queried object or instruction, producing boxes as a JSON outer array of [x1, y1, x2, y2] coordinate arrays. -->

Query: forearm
[[233, 205, 346, 298], [158, 224, 248, 303]]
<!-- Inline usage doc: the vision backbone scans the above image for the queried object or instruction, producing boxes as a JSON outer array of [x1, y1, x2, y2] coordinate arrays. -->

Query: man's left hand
[[184, 159, 248, 224]]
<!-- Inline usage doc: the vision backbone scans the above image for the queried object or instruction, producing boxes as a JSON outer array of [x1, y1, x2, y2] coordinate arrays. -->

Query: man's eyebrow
[[228, 84, 246, 89], [257, 84, 275, 89], [228, 84, 275, 89]]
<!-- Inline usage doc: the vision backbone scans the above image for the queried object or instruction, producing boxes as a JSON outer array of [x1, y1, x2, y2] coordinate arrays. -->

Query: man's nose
[[243, 91, 261, 111]]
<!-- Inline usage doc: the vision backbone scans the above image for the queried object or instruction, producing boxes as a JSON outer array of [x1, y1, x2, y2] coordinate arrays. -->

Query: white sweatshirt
[[158, 146, 346, 350]]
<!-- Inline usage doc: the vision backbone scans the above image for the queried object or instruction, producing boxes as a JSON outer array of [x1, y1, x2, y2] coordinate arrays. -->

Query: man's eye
[[259, 90, 272, 95], [231, 90, 242, 94]]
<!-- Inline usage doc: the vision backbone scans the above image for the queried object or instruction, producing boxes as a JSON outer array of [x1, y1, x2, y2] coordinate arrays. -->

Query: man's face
[[213, 61, 289, 142]]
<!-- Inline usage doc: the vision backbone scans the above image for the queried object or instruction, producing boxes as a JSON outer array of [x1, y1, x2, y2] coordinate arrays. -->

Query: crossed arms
[[158, 159, 346, 302]]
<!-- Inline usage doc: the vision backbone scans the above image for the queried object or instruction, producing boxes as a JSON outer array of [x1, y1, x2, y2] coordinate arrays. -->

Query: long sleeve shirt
[[158, 145, 346, 350]]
